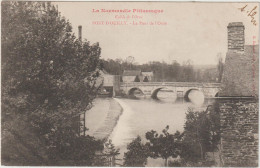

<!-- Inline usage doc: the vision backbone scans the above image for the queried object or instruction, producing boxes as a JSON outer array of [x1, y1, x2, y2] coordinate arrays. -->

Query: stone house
[[100, 70, 114, 87], [97, 70, 115, 97], [122, 70, 142, 82], [141, 71, 154, 82], [122, 70, 154, 82], [217, 22, 259, 166]]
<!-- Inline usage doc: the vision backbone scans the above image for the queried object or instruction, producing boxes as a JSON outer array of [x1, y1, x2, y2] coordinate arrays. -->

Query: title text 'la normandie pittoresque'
[[92, 8, 164, 14]]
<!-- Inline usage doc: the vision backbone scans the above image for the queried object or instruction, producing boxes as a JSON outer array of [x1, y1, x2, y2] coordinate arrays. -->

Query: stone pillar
[[227, 22, 245, 52], [113, 75, 121, 97]]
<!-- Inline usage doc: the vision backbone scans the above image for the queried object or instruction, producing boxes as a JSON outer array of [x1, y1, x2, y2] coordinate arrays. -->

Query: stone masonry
[[227, 22, 245, 52], [219, 98, 258, 166], [218, 22, 258, 166]]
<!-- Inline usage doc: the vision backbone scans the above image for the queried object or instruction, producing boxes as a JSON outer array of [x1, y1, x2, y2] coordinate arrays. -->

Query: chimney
[[78, 25, 82, 42], [227, 22, 245, 52]]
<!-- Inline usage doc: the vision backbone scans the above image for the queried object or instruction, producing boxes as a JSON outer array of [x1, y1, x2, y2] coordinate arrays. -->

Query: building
[[122, 70, 154, 82], [141, 71, 154, 82], [218, 22, 258, 166], [100, 70, 114, 87], [122, 70, 142, 82], [96, 70, 115, 97]]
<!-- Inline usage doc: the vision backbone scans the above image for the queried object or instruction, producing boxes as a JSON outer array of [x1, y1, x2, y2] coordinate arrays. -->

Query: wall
[[122, 76, 136, 83], [219, 98, 258, 166], [103, 74, 114, 87]]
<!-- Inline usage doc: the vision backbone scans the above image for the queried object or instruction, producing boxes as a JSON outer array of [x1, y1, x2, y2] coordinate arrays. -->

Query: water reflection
[[187, 89, 205, 106], [156, 89, 177, 103]]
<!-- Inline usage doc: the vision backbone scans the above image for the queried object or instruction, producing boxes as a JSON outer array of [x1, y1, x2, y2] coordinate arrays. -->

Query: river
[[86, 91, 213, 166], [109, 98, 189, 166]]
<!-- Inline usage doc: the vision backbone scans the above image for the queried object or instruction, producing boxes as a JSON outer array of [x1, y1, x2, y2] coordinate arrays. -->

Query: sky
[[54, 2, 259, 65]]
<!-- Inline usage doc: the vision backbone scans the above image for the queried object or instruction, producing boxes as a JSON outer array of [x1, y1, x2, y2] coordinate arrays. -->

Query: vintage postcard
[[1, 1, 259, 167]]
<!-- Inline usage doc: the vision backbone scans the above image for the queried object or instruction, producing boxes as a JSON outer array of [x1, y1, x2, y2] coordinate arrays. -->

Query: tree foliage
[[123, 136, 149, 166], [181, 105, 220, 163], [101, 59, 219, 82], [2, 1, 103, 165], [145, 126, 181, 166], [217, 53, 224, 82], [123, 103, 221, 167]]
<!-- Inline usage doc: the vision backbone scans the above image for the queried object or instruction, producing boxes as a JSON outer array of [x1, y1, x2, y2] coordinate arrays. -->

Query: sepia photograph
[[1, 1, 259, 167]]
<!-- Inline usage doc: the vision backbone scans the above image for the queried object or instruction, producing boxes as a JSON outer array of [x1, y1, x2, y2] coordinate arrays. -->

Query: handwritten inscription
[[238, 4, 257, 26]]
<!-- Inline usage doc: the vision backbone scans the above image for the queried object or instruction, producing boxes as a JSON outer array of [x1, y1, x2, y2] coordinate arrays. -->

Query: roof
[[142, 72, 153, 76], [219, 45, 259, 97], [99, 70, 109, 75], [123, 70, 141, 76]]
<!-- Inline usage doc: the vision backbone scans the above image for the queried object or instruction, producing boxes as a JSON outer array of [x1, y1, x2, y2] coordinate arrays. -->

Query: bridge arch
[[151, 87, 174, 99], [215, 92, 219, 97], [128, 87, 144, 96], [184, 88, 202, 102]]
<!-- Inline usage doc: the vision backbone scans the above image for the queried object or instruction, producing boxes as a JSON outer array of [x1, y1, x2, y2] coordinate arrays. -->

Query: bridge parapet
[[121, 82, 221, 88]]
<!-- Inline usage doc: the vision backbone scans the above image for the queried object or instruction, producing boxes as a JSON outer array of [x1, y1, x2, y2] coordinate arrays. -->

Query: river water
[[85, 90, 213, 166], [107, 91, 212, 166]]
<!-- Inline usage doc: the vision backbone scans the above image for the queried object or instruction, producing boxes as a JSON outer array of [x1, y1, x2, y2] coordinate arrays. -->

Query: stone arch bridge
[[120, 82, 221, 99]]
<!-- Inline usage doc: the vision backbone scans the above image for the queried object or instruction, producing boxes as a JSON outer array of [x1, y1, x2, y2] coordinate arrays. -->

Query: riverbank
[[85, 98, 123, 140]]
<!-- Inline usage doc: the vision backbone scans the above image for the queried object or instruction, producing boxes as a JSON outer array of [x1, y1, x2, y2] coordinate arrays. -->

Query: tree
[[2, 2, 102, 165], [123, 136, 149, 166], [206, 102, 221, 155], [126, 56, 135, 70], [48, 135, 104, 166], [93, 139, 120, 166], [217, 53, 224, 82], [101, 58, 221, 83], [181, 109, 209, 161], [145, 126, 179, 166], [181, 60, 195, 82], [181, 106, 220, 164], [196, 69, 202, 82], [103, 139, 120, 156]]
